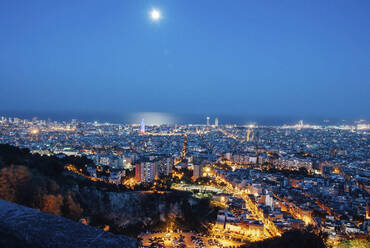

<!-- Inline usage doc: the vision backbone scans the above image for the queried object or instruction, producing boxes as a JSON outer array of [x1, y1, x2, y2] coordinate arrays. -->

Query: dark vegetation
[[0, 144, 90, 219], [0, 144, 218, 237], [243, 230, 326, 248]]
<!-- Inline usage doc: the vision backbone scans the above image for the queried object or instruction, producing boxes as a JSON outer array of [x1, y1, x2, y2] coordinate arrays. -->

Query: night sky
[[0, 0, 369, 120]]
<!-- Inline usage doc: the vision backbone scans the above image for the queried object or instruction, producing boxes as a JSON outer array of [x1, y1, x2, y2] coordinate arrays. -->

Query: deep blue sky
[[0, 0, 369, 120]]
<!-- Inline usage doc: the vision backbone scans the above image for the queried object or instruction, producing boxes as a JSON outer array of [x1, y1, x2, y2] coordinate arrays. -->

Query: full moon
[[150, 9, 161, 21]]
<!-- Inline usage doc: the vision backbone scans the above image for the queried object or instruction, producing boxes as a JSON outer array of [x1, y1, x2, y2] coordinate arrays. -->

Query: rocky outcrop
[[0, 199, 136, 248], [78, 187, 188, 230]]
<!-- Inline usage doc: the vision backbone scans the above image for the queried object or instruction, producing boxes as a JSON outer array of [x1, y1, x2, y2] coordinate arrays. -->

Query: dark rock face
[[0, 199, 136, 248], [79, 188, 169, 227]]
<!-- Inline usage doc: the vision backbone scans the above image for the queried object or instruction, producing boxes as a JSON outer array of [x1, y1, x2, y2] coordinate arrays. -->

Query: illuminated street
[[139, 231, 244, 248]]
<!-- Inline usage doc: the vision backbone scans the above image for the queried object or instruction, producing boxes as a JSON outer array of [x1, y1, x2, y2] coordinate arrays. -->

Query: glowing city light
[[30, 129, 39, 135]]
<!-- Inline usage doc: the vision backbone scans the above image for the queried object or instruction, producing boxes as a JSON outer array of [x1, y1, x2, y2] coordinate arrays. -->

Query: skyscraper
[[140, 119, 145, 134], [215, 118, 219, 127], [206, 116, 210, 126], [192, 164, 202, 180], [135, 163, 141, 182], [247, 128, 251, 142], [135, 161, 157, 183]]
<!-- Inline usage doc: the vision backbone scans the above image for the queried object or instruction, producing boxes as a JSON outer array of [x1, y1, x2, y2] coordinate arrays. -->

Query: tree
[[41, 194, 64, 216], [337, 239, 369, 248], [0, 165, 32, 202], [0, 157, 5, 168], [63, 192, 83, 220], [245, 230, 326, 248]]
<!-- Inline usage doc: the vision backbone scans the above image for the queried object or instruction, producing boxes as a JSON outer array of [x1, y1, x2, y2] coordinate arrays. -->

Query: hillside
[[0, 199, 136, 248]]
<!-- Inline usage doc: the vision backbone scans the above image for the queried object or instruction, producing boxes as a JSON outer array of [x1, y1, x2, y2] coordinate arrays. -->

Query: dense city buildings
[[0, 115, 369, 247]]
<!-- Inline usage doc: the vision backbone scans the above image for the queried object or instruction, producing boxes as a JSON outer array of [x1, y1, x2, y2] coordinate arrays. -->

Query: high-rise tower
[[215, 118, 219, 127], [206, 116, 210, 126], [247, 128, 251, 142], [140, 119, 145, 134]]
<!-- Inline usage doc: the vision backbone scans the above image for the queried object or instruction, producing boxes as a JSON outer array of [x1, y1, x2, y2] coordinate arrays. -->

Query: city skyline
[[0, 113, 368, 247], [0, 111, 368, 126]]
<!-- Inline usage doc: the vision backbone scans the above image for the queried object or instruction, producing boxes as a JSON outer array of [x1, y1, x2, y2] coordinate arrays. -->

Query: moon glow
[[150, 9, 161, 21]]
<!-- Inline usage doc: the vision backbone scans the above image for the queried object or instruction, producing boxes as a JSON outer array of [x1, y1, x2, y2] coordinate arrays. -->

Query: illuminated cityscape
[[0, 115, 368, 247]]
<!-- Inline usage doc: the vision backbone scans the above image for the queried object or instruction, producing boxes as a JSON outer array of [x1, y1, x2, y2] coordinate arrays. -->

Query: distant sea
[[0, 111, 365, 126]]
